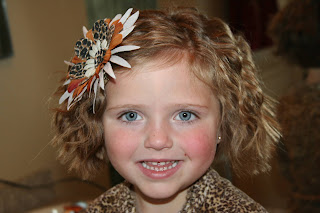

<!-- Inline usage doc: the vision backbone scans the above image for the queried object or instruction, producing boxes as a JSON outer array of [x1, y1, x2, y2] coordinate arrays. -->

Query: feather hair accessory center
[[59, 8, 139, 111]]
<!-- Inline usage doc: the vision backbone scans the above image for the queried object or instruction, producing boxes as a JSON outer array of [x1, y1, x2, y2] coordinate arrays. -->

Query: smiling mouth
[[141, 161, 179, 171]]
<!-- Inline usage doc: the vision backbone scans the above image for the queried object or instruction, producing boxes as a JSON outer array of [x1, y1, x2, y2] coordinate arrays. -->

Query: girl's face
[[103, 57, 220, 202]]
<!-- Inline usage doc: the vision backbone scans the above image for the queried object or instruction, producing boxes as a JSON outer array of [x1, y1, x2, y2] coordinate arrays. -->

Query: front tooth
[[143, 161, 178, 171], [158, 162, 166, 166]]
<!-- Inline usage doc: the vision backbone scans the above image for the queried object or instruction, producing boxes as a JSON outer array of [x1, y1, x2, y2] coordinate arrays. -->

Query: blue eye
[[121, 112, 142, 122], [176, 111, 196, 121]]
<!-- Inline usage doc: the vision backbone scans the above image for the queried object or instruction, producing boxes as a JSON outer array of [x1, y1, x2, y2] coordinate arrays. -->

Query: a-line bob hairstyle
[[52, 7, 281, 179]]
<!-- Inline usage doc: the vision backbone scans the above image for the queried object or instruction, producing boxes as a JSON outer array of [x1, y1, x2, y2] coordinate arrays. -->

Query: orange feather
[[73, 82, 87, 98], [67, 79, 83, 93], [113, 22, 123, 35], [103, 50, 111, 63], [86, 30, 94, 41], [105, 19, 111, 25], [109, 34, 123, 50], [86, 77, 93, 92], [72, 56, 84, 64]]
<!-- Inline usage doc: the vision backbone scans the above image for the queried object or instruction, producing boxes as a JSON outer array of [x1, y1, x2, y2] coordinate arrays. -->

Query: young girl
[[52, 7, 280, 212]]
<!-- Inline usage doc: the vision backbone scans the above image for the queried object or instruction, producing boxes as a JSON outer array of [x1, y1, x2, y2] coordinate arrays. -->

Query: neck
[[132, 187, 188, 213], [306, 67, 320, 85]]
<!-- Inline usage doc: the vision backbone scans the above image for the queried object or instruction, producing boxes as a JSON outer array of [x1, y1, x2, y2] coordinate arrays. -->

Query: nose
[[144, 121, 173, 150]]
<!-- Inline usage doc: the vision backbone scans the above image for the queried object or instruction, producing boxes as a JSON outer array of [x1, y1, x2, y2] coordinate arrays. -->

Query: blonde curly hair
[[52, 8, 280, 179]]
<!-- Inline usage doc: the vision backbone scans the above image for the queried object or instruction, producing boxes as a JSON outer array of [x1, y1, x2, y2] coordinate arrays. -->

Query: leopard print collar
[[85, 167, 267, 212]]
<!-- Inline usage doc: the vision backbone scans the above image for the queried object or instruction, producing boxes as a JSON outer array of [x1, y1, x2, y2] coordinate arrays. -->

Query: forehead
[[105, 57, 218, 108]]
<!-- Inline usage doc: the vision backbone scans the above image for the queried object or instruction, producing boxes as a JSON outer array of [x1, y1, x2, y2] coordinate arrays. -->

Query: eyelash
[[174, 110, 199, 124], [117, 110, 199, 124], [118, 111, 142, 124]]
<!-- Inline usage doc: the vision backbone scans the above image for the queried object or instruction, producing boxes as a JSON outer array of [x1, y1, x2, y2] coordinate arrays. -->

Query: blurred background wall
[[0, 0, 109, 205], [0, 0, 299, 211], [0, 0, 87, 181]]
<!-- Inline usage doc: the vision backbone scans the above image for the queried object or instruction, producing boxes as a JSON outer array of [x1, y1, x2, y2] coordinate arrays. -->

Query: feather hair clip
[[59, 8, 140, 112]]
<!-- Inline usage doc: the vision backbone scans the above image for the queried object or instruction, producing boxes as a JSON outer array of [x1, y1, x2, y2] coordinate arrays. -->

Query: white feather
[[111, 45, 140, 55], [84, 63, 95, 70], [85, 67, 96, 77], [123, 11, 139, 30], [110, 55, 131, 68], [64, 60, 75, 66], [110, 14, 122, 25], [92, 79, 99, 113], [59, 90, 70, 104], [87, 59, 95, 64], [120, 25, 135, 39], [99, 71, 105, 90], [103, 62, 116, 79], [92, 44, 98, 53], [63, 79, 71, 85], [89, 76, 96, 97], [96, 40, 101, 49], [119, 8, 133, 24], [89, 50, 96, 58], [67, 90, 75, 110], [82, 26, 88, 38], [102, 39, 108, 49]]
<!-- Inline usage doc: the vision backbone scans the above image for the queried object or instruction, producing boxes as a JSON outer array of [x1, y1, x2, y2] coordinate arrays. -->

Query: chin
[[136, 184, 187, 201]]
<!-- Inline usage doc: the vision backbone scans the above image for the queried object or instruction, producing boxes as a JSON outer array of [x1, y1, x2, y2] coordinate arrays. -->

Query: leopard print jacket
[[83, 168, 267, 212]]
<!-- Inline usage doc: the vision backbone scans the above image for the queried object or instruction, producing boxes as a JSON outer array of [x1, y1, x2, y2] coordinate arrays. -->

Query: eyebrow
[[106, 103, 209, 112], [171, 103, 209, 110], [106, 104, 147, 112]]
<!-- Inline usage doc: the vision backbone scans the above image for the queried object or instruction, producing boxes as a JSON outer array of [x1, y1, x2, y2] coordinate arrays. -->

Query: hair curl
[[52, 7, 280, 179]]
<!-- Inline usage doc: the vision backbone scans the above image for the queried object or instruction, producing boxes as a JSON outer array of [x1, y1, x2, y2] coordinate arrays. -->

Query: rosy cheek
[[180, 127, 217, 160], [105, 127, 139, 160]]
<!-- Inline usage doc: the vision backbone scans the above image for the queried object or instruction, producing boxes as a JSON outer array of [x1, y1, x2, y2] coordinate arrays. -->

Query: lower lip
[[137, 161, 182, 179]]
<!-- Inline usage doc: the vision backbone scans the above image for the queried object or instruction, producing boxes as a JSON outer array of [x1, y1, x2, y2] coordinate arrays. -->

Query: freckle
[[184, 153, 187, 156]]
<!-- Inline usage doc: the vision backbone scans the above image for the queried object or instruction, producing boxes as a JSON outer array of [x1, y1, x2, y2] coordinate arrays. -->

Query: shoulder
[[83, 181, 136, 213], [209, 170, 267, 212], [184, 169, 268, 213]]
